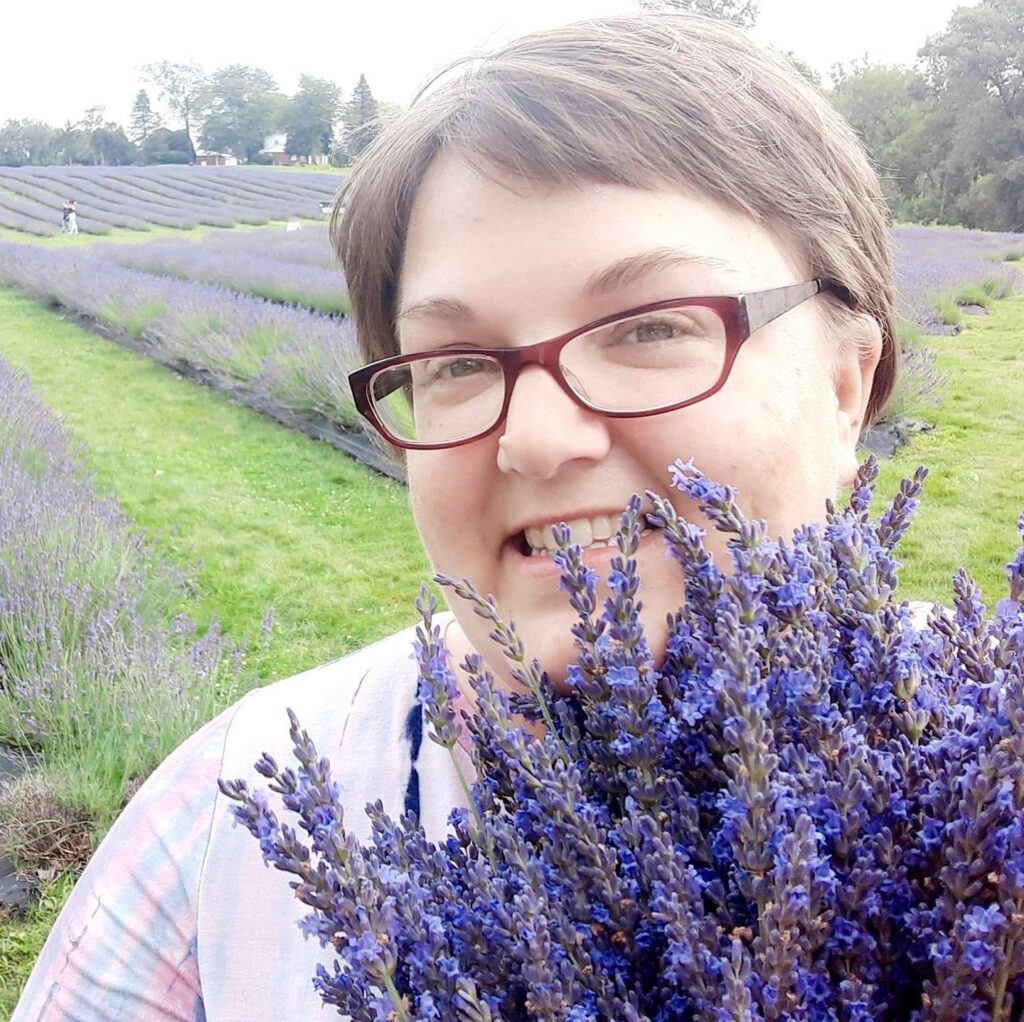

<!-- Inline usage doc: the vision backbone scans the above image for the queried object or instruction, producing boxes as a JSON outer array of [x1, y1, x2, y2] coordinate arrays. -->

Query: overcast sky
[[3, 0, 975, 127]]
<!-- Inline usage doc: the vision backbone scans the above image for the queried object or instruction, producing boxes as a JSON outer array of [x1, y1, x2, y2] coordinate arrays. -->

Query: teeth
[[522, 514, 649, 557], [591, 515, 613, 542], [566, 517, 593, 549]]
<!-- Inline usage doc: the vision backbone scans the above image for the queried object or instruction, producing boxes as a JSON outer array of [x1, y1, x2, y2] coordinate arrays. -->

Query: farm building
[[194, 151, 239, 167]]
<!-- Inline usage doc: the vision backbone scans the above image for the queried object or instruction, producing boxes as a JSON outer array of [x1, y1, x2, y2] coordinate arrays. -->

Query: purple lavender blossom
[[0, 243, 361, 432], [224, 458, 1024, 1020]]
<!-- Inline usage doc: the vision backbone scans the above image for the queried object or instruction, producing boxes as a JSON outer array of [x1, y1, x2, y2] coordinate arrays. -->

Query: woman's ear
[[833, 314, 883, 489]]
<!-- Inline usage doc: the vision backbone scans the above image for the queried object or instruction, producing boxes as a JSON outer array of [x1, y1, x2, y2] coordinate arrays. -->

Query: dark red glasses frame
[[348, 278, 853, 451]]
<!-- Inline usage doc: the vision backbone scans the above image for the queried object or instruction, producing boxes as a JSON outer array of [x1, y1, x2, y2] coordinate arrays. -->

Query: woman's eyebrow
[[581, 246, 741, 297], [396, 246, 741, 323], [396, 295, 476, 323]]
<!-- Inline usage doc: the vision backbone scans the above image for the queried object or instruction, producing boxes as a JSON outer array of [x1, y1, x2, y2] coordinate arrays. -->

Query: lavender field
[[892, 225, 1024, 332], [0, 243, 360, 428], [0, 165, 341, 236]]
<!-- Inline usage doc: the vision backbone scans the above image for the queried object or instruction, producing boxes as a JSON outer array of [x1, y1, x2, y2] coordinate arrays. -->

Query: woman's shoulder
[[217, 616, 434, 778]]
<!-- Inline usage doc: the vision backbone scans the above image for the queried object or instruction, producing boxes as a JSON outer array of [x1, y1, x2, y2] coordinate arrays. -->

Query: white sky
[[3, 0, 975, 127]]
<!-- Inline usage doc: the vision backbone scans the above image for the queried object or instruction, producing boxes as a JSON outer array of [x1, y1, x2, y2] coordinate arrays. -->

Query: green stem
[[445, 743, 498, 870], [989, 897, 1022, 1022], [381, 969, 411, 1022]]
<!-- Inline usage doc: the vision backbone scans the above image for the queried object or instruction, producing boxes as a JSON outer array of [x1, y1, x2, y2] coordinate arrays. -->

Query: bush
[[148, 150, 191, 166]]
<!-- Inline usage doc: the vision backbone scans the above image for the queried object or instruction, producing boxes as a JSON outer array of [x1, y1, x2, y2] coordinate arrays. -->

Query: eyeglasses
[[348, 278, 853, 451]]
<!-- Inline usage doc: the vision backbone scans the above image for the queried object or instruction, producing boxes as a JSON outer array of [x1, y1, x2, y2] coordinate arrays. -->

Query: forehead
[[398, 152, 807, 316]]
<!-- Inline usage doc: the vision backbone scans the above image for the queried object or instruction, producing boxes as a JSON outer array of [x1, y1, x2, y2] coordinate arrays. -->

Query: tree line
[[0, 66, 386, 169], [646, 0, 1024, 232]]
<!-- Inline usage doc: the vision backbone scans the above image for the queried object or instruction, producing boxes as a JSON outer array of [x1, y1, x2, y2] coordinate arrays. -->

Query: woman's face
[[398, 153, 880, 686]]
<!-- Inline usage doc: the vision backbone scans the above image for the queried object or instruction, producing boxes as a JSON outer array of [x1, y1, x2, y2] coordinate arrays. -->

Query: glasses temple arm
[[744, 278, 856, 336]]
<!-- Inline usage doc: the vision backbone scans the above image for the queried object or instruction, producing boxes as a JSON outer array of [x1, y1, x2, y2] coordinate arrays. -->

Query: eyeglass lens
[[368, 304, 729, 444]]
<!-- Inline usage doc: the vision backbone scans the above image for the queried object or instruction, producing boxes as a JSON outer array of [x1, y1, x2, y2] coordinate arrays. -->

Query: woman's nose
[[496, 366, 611, 479]]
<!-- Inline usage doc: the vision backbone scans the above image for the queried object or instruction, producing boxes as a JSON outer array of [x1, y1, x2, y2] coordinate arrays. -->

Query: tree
[[142, 61, 206, 161], [129, 89, 163, 146], [139, 127, 194, 165], [342, 74, 381, 160], [91, 126, 137, 166], [0, 119, 59, 165], [199, 64, 279, 161], [829, 61, 933, 214], [915, 0, 1024, 228], [282, 74, 341, 161], [772, 49, 821, 89], [637, 0, 758, 28]]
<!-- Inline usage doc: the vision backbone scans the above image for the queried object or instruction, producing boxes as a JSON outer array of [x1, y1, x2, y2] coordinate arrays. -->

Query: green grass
[[0, 873, 76, 1013], [0, 287, 431, 1012], [873, 293, 1024, 607]]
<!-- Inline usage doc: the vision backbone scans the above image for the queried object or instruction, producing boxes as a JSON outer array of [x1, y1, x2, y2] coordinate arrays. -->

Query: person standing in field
[[60, 200, 71, 233], [65, 201, 79, 236]]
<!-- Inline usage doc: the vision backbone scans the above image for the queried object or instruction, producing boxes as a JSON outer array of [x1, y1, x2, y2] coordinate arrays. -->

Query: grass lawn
[[873, 295, 1024, 607], [0, 290, 429, 680]]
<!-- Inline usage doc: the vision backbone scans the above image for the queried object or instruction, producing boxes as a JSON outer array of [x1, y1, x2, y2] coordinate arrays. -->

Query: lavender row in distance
[[0, 242, 361, 432]]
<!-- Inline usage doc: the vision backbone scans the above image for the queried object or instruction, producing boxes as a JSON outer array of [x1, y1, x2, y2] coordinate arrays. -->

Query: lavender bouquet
[[221, 458, 1024, 1021]]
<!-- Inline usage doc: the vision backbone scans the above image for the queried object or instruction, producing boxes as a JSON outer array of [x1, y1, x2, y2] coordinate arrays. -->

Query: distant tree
[[90, 126, 137, 166], [283, 74, 342, 161], [637, 0, 757, 28], [829, 61, 933, 214], [0, 119, 59, 165], [55, 120, 93, 165], [129, 89, 163, 146], [139, 127, 195, 165], [80, 106, 108, 133], [342, 74, 381, 160], [375, 99, 404, 127], [142, 61, 206, 161], [917, 0, 1024, 229], [772, 49, 821, 88], [199, 64, 279, 161]]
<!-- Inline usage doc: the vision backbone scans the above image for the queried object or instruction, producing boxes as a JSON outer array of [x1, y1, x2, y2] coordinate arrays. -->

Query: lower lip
[[504, 528, 662, 579]]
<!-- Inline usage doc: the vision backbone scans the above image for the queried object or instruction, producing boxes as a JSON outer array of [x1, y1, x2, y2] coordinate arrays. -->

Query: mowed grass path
[[0, 290, 429, 684], [874, 293, 1024, 607]]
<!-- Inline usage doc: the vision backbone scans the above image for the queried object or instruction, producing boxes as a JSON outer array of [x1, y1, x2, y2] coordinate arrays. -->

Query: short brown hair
[[334, 13, 897, 425]]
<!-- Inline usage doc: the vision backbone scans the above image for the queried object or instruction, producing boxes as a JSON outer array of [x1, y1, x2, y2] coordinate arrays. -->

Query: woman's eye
[[442, 357, 487, 378], [622, 317, 698, 343]]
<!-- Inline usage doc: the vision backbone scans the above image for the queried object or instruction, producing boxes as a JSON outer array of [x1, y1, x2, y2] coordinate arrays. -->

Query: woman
[[13, 14, 894, 1021]]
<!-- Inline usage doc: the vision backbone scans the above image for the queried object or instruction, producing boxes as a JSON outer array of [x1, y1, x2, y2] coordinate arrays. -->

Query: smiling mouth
[[511, 514, 653, 558]]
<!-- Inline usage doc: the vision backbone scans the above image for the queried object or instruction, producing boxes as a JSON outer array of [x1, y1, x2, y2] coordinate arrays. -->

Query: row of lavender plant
[[96, 235, 350, 315], [0, 166, 341, 235], [186, 223, 342, 269], [96, 223, 1024, 338], [0, 242, 360, 430], [0, 353, 248, 819], [892, 224, 1023, 331]]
